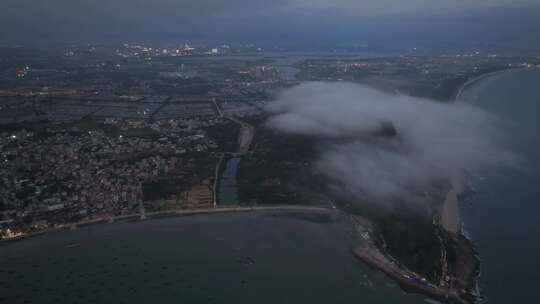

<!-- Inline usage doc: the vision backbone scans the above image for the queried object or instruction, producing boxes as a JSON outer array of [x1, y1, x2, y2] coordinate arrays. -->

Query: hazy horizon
[[2, 0, 540, 49]]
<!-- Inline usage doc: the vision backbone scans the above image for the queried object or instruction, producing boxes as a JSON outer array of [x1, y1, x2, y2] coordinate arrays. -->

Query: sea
[[459, 68, 540, 303], [0, 212, 426, 304]]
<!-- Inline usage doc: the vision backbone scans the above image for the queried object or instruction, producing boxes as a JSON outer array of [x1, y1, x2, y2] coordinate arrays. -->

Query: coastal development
[[1, 43, 539, 303]]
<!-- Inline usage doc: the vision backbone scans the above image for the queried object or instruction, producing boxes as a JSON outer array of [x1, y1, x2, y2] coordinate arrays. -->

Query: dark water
[[0, 213, 426, 304], [218, 158, 240, 205], [459, 68, 540, 303]]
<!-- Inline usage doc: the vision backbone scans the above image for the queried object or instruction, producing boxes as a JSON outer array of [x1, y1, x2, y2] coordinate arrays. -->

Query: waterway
[[218, 158, 241, 205], [458, 68, 540, 303]]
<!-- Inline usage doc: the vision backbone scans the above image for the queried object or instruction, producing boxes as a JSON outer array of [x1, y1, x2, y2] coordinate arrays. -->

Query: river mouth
[[217, 157, 241, 205]]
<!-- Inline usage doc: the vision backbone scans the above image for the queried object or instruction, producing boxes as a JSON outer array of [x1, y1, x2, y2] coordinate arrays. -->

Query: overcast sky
[[1, 0, 539, 48]]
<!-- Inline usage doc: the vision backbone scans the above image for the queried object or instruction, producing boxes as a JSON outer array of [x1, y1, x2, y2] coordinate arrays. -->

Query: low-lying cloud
[[266, 82, 515, 199]]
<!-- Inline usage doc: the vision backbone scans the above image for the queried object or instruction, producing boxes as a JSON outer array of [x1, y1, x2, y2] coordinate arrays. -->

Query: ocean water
[[0, 212, 427, 304], [459, 68, 540, 303]]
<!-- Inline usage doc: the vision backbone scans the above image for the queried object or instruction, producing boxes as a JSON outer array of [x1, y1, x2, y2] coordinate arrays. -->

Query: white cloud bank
[[266, 82, 516, 198]]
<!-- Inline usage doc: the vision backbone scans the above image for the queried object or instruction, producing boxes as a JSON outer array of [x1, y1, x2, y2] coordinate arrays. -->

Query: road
[[212, 154, 224, 207], [147, 96, 171, 122]]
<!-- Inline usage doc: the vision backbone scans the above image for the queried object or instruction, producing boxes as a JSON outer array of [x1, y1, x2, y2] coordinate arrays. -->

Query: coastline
[[413, 68, 537, 302], [455, 67, 540, 303], [1, 205, 335, 245], [351, 210, 477, 304], [454, 67, 536, 101], [350, 66, 514, 302], [354, 245, 470, 304], [400, 67, 540, 302]]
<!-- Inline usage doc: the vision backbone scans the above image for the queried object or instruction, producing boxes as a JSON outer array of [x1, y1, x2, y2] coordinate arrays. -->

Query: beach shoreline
[[352, 210, 478, 304], [454, 67, 538, 102], [1, 205, 336, 245]]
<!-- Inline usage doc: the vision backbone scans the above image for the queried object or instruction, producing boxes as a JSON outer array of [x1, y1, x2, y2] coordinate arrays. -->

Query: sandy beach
[[441, 173, 465, 234], [441, 189, 461, 234]]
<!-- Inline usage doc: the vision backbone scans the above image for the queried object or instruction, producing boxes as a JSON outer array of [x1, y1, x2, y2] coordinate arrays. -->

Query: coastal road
[[3, 205, 337, 243], [63, 205, 337, 230]]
